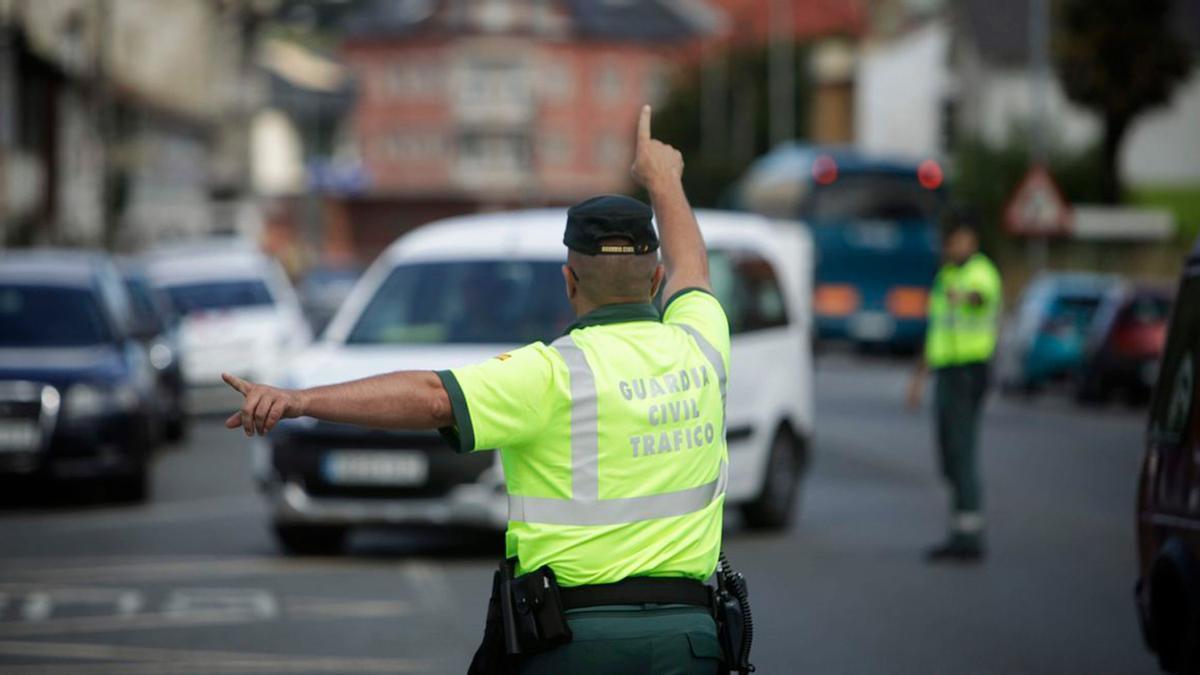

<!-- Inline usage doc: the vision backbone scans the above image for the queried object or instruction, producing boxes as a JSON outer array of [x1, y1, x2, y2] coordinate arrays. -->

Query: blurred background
[[0, 0, 1198, 673]]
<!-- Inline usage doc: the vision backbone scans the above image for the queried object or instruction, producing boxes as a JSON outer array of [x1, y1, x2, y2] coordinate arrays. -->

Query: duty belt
[[559, 577, 712, 611]]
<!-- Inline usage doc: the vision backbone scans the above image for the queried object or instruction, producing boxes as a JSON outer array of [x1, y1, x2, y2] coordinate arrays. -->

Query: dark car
[[1136, 241, 1200, 672], [0, 251, 158, 501], [120, 262, 188, 442], [1077, 283, 1174, 406]]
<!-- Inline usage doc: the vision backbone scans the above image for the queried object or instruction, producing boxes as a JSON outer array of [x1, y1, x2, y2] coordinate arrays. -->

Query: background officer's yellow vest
[[925, 253, 1002, 369], [444, 293, 729, 587]]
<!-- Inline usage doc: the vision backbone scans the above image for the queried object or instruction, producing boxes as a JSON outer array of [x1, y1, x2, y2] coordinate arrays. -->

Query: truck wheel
[[741, 428, 805, 531], [274, 523, 348, 556]]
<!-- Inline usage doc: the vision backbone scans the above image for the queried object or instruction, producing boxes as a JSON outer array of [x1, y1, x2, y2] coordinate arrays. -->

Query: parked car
[[997, 272, 1118, 393], [737, 144, 943, 352], [120, 260, 188, 441], [297, 264, 364, 335], [1077, 283, 1173, 406], [1135, 240, 1200, 672], [255, 209, 815, 554], [0, 250, 157, 502], [144, 241, 311, 414]]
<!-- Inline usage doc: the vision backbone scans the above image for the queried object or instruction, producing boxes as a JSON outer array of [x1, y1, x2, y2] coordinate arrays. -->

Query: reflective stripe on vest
[[506, 329, 727, 526]]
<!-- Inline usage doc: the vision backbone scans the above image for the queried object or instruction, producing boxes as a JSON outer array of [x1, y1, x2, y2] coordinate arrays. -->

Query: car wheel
[[110, 467, 149, 504], [164, 413, 188, 442], [274, 523, 348, 556], [740, 428, 805, 531]]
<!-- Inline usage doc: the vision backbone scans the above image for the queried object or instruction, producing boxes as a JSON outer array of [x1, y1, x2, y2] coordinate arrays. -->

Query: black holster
[[713, 553, 755, 674], [468, 559, 572, 675]]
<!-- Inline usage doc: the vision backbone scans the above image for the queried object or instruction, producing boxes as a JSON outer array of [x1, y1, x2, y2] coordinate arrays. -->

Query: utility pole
[[768, 0, 794, 147], [1027, 0, 1050, 273]]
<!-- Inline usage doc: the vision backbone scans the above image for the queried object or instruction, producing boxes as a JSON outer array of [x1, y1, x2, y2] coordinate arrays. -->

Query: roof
[[142, 242, 275, 286], [383, 207, 793, 263], [340, 0, 709, 42], [0, 249, 109, 287], [1027, 271, 1120, 297], [960, 0, 1200, 67]]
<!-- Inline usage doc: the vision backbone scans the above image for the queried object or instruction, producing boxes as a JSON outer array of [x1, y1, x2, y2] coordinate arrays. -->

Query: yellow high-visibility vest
[[925, 253, 1002, 369], [437, 290, 729, 587]]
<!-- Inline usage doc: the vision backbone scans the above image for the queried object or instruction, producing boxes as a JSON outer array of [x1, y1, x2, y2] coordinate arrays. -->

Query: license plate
[[321, 451, 428, 486], [849, 312, 895, 341], [0, 420, 40, 453]]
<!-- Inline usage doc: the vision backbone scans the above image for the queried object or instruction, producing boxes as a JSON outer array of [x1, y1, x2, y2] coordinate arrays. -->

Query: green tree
[[1053, 0, 1192, 203], [645, 43, 813, 208]]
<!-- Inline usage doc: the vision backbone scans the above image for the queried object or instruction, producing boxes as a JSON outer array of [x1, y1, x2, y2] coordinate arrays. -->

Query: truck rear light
[[815, 284, 860, 317], [886, 287, 929, 319]]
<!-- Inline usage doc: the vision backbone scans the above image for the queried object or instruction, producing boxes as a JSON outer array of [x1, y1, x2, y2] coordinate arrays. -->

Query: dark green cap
[[563, 195, 659, 255]]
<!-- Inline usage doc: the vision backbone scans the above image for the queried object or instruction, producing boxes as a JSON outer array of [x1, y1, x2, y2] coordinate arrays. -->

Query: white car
[[256, 209, 813, 554], [144, 241, 311, 413]]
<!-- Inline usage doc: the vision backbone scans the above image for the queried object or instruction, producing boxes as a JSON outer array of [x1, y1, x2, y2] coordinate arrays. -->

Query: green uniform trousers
[[933, 362, 989, 533], [519, 604, 723, 675]]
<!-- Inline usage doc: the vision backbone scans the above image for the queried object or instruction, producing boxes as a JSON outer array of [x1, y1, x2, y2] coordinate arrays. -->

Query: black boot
[[924, 535, 985, 563]]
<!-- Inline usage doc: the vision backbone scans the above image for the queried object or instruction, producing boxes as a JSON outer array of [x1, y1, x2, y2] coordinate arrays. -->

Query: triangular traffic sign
[[1003, 165, 1073, 237]]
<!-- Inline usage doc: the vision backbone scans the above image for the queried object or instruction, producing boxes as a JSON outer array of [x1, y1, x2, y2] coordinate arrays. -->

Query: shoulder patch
[[494, 353, 512, 362]]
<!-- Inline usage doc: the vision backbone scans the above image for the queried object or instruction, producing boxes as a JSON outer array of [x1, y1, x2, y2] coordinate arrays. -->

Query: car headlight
[[149, 340, 174, 370], [65, 383, 139, 417]]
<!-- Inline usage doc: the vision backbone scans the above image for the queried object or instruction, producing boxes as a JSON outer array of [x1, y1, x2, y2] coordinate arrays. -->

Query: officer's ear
[[649, 264, 666, 299], [562, 264, 578, 301]]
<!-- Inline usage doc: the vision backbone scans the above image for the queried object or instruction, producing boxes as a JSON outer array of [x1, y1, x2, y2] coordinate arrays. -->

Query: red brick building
[[334, 0, 714, 260]]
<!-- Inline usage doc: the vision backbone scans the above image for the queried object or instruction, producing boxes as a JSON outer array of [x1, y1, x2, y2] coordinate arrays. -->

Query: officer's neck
[[572, 294, 653, 318]]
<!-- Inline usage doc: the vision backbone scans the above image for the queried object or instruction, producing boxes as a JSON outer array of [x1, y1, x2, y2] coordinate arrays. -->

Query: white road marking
[[403, 560, 455, 613], [0, 639, 436, 673], [163, 588, 277, 621], [0, 494, 262, 533]]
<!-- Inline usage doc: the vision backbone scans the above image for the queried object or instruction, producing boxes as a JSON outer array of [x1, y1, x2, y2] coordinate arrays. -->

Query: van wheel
[[1151, 550, 1200, 673], [741, 428, 805, 531], [274, 523, 348, 556]]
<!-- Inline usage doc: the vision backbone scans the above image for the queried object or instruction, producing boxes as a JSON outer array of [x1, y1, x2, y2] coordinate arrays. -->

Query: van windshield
[[164, 279, 274, 315], [347, 261, 574, 345], [0, 285, 113, 347], [804, 173, 941, 222]]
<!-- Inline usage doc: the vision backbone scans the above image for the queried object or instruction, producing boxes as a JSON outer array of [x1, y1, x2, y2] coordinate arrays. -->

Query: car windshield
[[0, 285, 113, 347], [346, 261, 574, 345], [804, 173, 941, 221], [1127, 295, 1172, 324], [124, 276, 166, 331], [164, 279, 274, 315], [1049, 295, 1101, 328]]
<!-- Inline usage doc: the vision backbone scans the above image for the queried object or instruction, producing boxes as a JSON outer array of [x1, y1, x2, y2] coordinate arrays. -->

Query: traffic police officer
[[220, 105, 732, 673], [907, 215, 1002, 562]]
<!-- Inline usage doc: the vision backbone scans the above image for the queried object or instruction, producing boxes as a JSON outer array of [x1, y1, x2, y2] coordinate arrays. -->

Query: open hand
[[630, 105, 683, 192], [222, 372, 304, 436]]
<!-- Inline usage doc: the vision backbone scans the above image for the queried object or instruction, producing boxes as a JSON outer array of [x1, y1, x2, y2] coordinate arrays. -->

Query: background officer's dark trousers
[[933, 362, 989, 545]]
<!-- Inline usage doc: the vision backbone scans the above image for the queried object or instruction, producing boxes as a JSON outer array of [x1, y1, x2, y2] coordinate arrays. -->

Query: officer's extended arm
[[629, 105, 709, 300], [220, 371, 452, 437]]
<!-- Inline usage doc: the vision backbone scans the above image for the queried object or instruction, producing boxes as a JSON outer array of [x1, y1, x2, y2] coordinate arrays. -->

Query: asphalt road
[[0, 356, 1157, 674]]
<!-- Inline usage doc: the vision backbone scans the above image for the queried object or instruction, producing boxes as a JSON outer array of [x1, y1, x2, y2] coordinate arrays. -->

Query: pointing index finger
[[637, 104, 651, 144], [222, 372, 250, 396]]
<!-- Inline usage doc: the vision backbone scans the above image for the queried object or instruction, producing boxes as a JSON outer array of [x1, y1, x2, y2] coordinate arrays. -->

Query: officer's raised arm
[[629, 105, 709, 301]]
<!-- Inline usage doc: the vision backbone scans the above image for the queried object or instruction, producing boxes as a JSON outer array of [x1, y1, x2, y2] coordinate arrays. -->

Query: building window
[[459, 133, 530, 173], [592, 134, 626, 168], [642, 65, 669, 105], [595, 62, 623, 103], [539, 133, 571, 166], [459, 57, 529, 108], [386, 60, 443, 100], [540, 61, 573, 102], [383, 131, 443, 162]]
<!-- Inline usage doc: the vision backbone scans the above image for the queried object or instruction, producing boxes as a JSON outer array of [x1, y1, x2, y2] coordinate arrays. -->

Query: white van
[[256, 210, 813, 554]]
